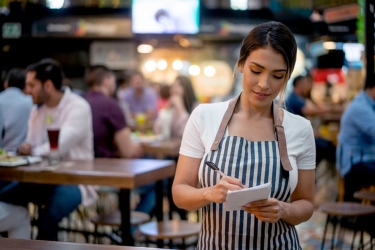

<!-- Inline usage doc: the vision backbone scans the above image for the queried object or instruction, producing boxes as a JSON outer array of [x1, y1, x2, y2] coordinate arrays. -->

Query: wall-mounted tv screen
[[132, 0, 200, 34]]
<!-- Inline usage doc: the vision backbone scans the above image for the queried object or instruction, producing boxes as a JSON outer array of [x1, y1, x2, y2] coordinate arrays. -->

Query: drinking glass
[[46, 114, 61, 165]]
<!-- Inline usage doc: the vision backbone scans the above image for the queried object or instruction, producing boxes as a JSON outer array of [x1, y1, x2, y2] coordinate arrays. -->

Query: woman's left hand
[[241, 198, 287, 223]]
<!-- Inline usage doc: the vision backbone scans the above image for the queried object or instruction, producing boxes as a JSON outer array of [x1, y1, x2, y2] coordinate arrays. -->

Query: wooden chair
[[138, 220, 201, 249], [319, 202, 375, 250], [90, 210, 150, 244]]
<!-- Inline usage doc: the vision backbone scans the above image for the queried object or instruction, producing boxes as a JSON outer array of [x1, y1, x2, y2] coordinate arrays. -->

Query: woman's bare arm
[[172, 155, 244, 211]]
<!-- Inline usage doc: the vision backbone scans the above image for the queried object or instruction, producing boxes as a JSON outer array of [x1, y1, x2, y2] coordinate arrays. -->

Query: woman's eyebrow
[[250, 62, 287, 72]]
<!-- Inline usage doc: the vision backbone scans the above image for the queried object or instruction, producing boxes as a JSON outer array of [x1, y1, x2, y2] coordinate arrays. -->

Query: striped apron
[[197, 95, 301, 249]]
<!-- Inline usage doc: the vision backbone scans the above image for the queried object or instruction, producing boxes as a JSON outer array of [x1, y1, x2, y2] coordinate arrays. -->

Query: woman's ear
[[238, 65, 243, 73]]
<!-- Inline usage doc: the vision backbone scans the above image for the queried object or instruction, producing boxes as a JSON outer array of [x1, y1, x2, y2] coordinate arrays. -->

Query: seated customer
[[336, 79, 375, 202], [286, 74, 338, 166], [0, 68, 33, 152], [122, 71, 158, 123], [154, 76, 198, 140], [84, 66, 155, 216], [83, 66, 142, 158], [0, 97, 30, 240], [0, 59, 96, 241]]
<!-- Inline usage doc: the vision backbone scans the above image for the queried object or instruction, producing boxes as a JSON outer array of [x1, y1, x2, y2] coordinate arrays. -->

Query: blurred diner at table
[[336, 76, 375, 202], [153, 76, 198, 141], [83, 65, 155, 217], [285, 74, 343, 167], [121, 71, 158, 131], [84, 65, 142, 159], [0, 58, 97, 241], [0, 68, 33, 153]]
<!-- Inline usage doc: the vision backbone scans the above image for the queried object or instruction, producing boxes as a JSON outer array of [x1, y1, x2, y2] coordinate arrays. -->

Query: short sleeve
[[297, 123, 316, 170], [179, 105, 205, 158], [108, 102, 127, 132]]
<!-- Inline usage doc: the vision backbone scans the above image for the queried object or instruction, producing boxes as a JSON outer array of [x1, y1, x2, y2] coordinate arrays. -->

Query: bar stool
[[319, 202, 375, 250], [139, 220, 201, 249], [90, 210, 150, 244]]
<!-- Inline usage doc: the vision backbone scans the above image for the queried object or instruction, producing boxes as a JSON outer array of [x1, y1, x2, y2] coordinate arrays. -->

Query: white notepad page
[[224, 182, 272, 211]]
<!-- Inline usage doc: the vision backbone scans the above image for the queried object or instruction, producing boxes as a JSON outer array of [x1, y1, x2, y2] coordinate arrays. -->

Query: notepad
[[224, 182, 272, 211]]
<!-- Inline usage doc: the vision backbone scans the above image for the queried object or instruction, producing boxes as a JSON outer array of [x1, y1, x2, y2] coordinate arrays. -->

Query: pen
[[205, 161, 226, 177]]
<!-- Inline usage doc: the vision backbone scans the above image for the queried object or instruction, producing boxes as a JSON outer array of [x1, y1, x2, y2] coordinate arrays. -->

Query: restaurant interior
[[0, 0, 375, 249]]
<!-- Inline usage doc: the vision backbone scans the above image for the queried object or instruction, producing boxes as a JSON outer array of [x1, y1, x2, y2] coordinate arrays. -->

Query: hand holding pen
[[204, 161, 244, 203]]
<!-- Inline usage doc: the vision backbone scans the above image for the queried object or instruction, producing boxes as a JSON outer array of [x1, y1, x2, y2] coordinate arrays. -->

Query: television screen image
[[132, 0, 200, 34]]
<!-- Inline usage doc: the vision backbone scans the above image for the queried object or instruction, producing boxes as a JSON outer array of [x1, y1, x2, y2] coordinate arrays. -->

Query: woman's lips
[[253, 91, 270, 100]]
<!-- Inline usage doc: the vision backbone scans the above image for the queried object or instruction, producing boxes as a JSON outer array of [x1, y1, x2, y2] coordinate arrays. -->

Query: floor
[[51, 160, 373, 249]]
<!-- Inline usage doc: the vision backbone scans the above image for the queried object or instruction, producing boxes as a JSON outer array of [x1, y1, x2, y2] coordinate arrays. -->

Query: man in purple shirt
[[84, 66, 142, 158], [122, 71, 158, 123], [84, 66, 156, 217]]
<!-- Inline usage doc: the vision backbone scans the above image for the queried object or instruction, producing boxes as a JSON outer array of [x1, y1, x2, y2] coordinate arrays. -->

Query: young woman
[[172, 21, 315, 249], [154, 75, 198, 139]]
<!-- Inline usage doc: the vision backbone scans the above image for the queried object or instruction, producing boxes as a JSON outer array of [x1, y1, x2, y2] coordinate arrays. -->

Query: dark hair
[[6, 68, 26, 90], [237, 21, 297, 104], [175, 76, 197, 114], [86, 65, 114, 88], [27, 58, 64, 91], [116, 72, 130, 87], [292, 75, 305, 87]]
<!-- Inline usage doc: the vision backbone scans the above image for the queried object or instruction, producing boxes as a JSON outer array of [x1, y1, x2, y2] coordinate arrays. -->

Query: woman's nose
[[258, 75, 270, 90]]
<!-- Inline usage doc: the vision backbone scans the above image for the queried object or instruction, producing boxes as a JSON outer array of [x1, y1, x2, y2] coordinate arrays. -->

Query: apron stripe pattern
[[198, 136, 301, 250]]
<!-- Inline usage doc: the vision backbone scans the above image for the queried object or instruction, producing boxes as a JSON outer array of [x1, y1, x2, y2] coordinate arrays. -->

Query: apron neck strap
[[210, 94, 241, 151], [210, 93, 292, 171], [273, 103, 293, 171]]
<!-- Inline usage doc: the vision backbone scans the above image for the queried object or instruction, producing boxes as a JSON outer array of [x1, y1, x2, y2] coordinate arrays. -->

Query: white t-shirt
[[180, 100, 316, 192]]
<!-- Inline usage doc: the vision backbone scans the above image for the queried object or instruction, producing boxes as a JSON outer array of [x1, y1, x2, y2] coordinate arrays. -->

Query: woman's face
[[170, 79, 184, 96], [240, 46, 287, 109]]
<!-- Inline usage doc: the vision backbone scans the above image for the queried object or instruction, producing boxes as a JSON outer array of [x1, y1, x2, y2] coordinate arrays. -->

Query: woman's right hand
[[204, 176, 244, 203]]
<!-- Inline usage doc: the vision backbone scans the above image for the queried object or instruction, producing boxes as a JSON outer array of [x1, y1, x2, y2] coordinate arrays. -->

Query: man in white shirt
[[0, 59, 96, 241]]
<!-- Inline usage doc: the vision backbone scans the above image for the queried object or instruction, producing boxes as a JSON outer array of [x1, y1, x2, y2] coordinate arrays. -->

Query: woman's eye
[[273, 75, 283, 79], [251, 70, 260, 74]]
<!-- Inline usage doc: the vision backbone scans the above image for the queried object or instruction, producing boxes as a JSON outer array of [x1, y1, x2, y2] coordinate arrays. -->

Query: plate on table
[[131, 132, 164, 143], [0, 155, 43, 167]]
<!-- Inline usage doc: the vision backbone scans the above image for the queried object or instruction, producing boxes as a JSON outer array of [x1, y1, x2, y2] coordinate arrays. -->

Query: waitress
[[172, 21, 316, 249]]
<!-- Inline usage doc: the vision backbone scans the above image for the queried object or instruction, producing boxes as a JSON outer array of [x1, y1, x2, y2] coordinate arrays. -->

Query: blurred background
[[0, 0, 373, 104]]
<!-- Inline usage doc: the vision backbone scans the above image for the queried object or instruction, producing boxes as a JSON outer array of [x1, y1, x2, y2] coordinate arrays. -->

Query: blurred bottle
[[158, 108, 172, 141]]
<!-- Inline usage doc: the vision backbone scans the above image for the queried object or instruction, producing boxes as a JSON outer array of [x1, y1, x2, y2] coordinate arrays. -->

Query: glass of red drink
[[47, 127, 61, 165], [47, 129, 60, 150]]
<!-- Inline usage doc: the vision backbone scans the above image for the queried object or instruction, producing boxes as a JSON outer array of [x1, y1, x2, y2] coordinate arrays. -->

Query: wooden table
[[0, 158, 175, 246], [0, 238, 162, 250], [141, 139, 181, 160]]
